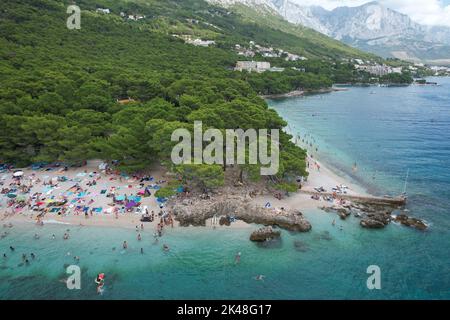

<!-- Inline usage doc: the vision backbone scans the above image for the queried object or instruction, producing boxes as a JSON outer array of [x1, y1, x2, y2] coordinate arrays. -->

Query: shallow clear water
[[1, 78, 450, 299]]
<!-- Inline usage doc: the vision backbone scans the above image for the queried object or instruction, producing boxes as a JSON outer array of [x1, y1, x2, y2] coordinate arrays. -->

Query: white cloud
[[290, 0, 450, 27]]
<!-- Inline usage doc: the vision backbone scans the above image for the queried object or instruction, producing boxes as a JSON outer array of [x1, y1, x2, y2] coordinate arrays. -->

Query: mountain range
[[208, 0, 450, 64]]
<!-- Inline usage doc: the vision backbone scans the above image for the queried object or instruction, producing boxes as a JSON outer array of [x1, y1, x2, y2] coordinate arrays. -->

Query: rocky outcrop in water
[[170, 196, 312, 232], [321, 200, 428, 231], [250, 226, 281, 242], [394, 214, 428, 231]]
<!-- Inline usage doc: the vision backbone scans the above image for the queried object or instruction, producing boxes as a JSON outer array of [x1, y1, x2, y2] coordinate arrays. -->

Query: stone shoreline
[[169, 195, 312, 232]]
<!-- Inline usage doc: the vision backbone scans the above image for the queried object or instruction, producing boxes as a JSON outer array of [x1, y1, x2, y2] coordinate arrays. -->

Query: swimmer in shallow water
[[163, 244, 170, 252], [95, 273, 105, 295], [123, 241, 128, 249], [235, 252, 241, 264], [254, 275, 265, 281]]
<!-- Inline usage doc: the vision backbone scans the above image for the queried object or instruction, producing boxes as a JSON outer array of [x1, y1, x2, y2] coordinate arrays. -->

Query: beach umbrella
[[13, 171, 24, 177], [126, 201, 137, 208]]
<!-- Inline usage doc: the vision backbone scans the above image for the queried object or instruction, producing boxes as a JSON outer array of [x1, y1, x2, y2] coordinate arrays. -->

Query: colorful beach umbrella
[[126, 201, 137, 208]]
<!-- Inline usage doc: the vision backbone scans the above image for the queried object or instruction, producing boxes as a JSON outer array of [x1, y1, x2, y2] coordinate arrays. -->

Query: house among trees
[[235, 61, 271, 73], [96, 8, 110, 14]]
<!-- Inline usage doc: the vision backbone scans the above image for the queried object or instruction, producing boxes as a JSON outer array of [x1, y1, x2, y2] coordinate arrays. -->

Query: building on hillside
[[128, 14, 145, 21], [356, 64, 394, 77], [96, 8, 110, 14], [235, 61, 271, 73], [286, 53, 307, 61], [237, 50, 255, 57], [186, 38, 215, 47], [269, 67, 285, 72]]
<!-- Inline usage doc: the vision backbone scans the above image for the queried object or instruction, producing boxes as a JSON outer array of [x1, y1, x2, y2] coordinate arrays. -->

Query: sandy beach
[[1, 153, 369, 231], [0, 161, 181, 231]]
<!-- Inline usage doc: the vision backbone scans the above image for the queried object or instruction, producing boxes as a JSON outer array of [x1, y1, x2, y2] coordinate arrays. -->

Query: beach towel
[[77, 172, 87, 177], [50, 207, 60, 213], [100, 190, 107, 194], [115, 195, 125, 201], [93, 207, 102, 213]]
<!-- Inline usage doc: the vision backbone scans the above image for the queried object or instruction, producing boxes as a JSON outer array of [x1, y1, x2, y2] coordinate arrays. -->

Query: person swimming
[[34, 234, 40, 240], [235, 252, 241, 264], [140, 248, 144, 254], [163, 244, 170, 252], [63, 233, 69, 240], [31, 253, 35, 260], [137, 233, 142, 241], [254, 275, 265, 281], [123, 241, 128, 249], [95, 273, 105, 294]]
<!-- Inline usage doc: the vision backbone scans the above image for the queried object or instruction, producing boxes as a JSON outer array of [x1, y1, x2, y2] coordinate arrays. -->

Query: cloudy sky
[[290, 0, 450, 27]]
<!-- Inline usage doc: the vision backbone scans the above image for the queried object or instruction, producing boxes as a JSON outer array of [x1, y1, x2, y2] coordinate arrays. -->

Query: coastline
[[260, 87, 348, 100], [1, 153, 372, 232], [1, 85, 414, 232]]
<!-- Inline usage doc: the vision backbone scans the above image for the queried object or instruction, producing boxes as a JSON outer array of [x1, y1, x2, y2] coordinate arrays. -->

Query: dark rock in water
[[250, 226, 281, 242], [360, 211, 391, 229], [360, 218, 385, 229], [337, 209, 351, 220], [319, 231, 332, 241], [294, 240, 309, 252], [394, 214, 428, 231], [219, 216, 231, 226], [321, 206, 350, 220], [256, 237, 282, 249]]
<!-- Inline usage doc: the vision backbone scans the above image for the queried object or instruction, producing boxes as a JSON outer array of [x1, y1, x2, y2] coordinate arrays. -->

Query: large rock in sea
[[250, 226, 281, 242], [360, 218, 386, 229], [394, 214, 428, 231], [360, 212, 391, 229]]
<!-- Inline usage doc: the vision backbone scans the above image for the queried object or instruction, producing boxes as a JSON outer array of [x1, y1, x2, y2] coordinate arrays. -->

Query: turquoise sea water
[[1, 78, 450, 299]]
